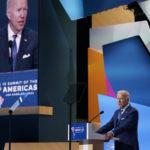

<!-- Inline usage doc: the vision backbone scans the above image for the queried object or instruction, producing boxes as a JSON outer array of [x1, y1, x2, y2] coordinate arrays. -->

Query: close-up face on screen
[[0, 0, 38, 109]]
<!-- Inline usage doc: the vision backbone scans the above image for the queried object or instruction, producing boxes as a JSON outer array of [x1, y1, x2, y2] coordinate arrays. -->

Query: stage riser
[[4, 142, 79, 150]]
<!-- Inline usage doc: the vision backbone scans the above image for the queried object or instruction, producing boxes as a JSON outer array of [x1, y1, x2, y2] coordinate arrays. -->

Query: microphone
[[8, 40, 13, 48], [8, 40, 13, 71], [9, 93, 28, 113], [88, 111, 104, 122]]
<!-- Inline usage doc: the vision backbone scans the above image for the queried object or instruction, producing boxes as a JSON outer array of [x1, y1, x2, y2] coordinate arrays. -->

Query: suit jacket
[[0, 27, 38, 73], [96, 105, 139, 150]]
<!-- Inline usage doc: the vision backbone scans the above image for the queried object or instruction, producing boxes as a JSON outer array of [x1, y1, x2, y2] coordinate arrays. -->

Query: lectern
[[0, 70, 53, 150], [68, 123, 118, 150]]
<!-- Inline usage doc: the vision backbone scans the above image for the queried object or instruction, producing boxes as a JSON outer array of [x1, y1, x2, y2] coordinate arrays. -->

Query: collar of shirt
[[121, 103, 130, 115], [8, 24, 22, 56]]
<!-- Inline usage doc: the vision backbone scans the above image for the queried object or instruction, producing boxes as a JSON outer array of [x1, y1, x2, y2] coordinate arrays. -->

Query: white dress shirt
[[121, 103, 130, 115]]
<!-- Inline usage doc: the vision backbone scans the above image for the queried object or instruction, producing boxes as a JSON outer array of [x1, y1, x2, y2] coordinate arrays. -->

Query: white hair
[[7, 0, 13, 9], [7, 0, 28, 9], [117, 90, 130, 100]]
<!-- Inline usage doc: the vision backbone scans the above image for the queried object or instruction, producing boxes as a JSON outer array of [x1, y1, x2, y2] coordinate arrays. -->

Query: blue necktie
[[118, 111, 121, 120], [12, 35, 17, 71], [117, 109, 123, 124]]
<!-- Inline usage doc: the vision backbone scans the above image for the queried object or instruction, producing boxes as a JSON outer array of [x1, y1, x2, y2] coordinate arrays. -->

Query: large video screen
[[0, 0, 38, 108]]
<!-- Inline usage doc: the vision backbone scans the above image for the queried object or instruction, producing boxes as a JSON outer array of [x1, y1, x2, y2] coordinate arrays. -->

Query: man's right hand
[[105, 132, 114, 141]]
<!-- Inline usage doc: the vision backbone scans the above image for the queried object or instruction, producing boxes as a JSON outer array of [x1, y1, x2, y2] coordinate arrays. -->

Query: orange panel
[[88, 48, 107, 123]]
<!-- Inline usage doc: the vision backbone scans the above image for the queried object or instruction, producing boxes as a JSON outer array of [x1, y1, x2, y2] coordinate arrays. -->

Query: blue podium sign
[[0, 69, 38, 108], [71, 123, 86, 140]]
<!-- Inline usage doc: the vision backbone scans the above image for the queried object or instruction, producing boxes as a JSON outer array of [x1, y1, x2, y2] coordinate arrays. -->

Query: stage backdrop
[[89, 36, 150, 150]]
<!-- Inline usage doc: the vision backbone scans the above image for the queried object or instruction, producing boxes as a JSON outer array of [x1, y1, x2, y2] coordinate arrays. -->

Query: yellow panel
[[88, 48, 107, 123], [92, 5, 134, 28]]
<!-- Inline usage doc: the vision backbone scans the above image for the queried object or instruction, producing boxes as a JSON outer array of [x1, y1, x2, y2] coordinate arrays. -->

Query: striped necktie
[[12, 35, 17, 71]]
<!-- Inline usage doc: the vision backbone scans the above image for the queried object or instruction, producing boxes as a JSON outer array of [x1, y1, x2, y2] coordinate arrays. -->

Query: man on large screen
[[0, 0, 38, 73]]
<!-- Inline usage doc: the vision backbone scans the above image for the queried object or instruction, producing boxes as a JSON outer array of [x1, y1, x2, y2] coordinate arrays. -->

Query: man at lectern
[[0, 0, 38, 73], [96, 90, 139, 150]]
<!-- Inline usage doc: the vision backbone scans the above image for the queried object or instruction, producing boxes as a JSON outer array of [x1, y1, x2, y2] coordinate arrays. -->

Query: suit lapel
[[117, 105, 131, 124], [15, 28, 30, 69], [17, 28, 29, 58], [121, 105, 131, 118]]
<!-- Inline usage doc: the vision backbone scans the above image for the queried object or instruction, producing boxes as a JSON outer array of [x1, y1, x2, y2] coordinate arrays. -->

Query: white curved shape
[[138, 0, 150, 22], [90, 21, 150, 52]]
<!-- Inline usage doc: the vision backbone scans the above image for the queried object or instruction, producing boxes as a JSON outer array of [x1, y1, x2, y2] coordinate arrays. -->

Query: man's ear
[[6, 9, 11, 20]]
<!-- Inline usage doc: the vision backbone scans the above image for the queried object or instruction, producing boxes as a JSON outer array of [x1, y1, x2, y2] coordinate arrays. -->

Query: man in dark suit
[[96, 90, 139, 150], [0, 0, 38, 73]]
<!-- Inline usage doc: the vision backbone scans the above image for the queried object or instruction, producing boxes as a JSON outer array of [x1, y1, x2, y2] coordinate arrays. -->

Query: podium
[[0, 70, 53, 150], [69, 123, 118, 150]]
